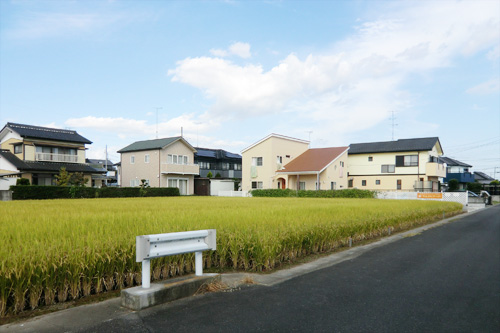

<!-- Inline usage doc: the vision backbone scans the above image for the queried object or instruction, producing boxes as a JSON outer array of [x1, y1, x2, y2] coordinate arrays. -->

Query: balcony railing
[[161, 162, 200, 175], [36, 153, 78, 163], [426, 162, 446, 178], [444, 172, 475, 183]]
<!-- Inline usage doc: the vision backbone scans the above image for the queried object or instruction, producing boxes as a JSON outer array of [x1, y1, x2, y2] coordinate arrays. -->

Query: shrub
[[16, 178, 30, 186], [251, 189, 375, 198], [447, 179, 459, 191]]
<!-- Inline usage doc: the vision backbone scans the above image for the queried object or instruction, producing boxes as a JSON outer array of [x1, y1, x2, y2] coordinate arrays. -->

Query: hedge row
[[250, 188, 375, 198], [10, 186, 180, 200]]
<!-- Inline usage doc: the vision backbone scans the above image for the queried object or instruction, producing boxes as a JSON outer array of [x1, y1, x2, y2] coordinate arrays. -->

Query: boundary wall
[[377, 191, 468, 208]]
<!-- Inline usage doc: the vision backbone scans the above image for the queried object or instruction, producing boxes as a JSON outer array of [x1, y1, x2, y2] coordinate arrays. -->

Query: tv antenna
[[306, 131, 313, 148], [154, 107, 162, 139], [389, 111, 398, 141]]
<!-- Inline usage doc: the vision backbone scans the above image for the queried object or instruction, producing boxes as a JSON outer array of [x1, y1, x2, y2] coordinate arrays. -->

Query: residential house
[[347, 137, 446, 192], [86, 159, 118, 187], [241, 134, 310, 191], [276, 147, 349, 190], [473, 171, 495, 185], [0, 122, 97, 186], [194, 147, 242, 179], [440, 156, 474, 190], [117, 137, 199, 195]]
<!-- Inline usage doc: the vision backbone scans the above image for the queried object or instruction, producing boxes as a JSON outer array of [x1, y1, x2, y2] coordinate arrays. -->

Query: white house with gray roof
[[117, 137, 199, 195], [347, 137, 447, 192]]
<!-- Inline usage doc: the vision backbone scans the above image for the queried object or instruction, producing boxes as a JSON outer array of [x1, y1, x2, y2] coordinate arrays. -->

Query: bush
[[251, 189, 375, 198], [16, 178, 30, 186], [466, 182, 482, 194], [10, 186, 180, 200], [447, 179, 459, 192]]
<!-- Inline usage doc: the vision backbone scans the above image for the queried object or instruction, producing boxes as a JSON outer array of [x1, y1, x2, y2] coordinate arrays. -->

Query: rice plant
[[0, 197, 462, 316]]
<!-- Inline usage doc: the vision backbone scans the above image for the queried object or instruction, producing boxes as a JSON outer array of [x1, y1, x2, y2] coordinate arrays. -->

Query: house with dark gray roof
[[117, 136, 199, 194], [473, 171, 495, 184], [347, 137, 446, 192], [440, 156, 474, 190], [0, 122, 98, 186]]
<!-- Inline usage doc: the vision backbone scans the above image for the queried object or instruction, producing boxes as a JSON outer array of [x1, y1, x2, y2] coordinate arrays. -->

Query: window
[[299, 182, 306, 190], [183, 156, 188, 165], [14, 145, 22, 154], [376, 180, 381, 185], [362, 180, 367, 186], [222, 163, 230, 170], [130, 155, 135, 164], [277, 156, 282, 164], [168, 178, 188, 195], [167, 154, 173, 164], [331, 182, 337, 190], [144, 154, 150, 163], [396, 155, 418, 167], [234, 164, 241, 170], [381, 165, 395, 173], [130, 179, 140, 187], [173, 155, 178, 164], [348, 179, 353, 188], [340, 161, 344, 167], [252, 157, 263, 166], [368, 156, 373, 162], [397, 179, 402, 190], [252, 181, 263, 189]]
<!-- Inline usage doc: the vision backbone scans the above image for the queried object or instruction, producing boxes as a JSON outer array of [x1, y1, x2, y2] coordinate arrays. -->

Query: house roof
[[2, 122, 92, 144], [474, 171, 494, 181], [0, 150, 98, 173], [241, 133, 309, 153], [195, 147, 241, 160], [349, 137, 442, 155], [117, 137, 196, 153], [439, 157, 472, 168], [277, 147, 349, 174]]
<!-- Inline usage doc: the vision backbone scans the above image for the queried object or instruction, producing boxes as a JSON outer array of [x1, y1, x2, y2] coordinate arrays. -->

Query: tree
[[490, 180, 500, 185], [466, 181, 482, 194], [16, 178, 30, 186], [55, 167, 71, 186], [206, 171, 213, 178], [69, 172, 88, 187], [447, 179, 459, 191], [215, 172, 222, 178]]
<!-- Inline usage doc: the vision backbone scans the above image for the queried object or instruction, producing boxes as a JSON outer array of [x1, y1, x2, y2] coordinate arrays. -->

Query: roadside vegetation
[[0, 197, 462, 317]]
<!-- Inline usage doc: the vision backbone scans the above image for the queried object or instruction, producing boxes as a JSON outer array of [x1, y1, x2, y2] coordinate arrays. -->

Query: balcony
[[36, 153, 78, 163], [426, 162, 446, 178], [444, 172, 475, 184], [161, 162, 199, 175]]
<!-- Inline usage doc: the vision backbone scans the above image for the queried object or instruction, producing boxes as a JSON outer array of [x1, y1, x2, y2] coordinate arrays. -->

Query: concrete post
[[142, 259, 151, 289]]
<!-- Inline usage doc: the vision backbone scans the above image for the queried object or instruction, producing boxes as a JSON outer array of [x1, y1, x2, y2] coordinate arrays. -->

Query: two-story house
[[0, 122, 97, 186], [86, 159, 118, 187], [347, 137, 446, 192], [241, 134, 310, 191], [117, 137, 199, 195], [440, 157, 474, 190], [194, 147, 242, 179]]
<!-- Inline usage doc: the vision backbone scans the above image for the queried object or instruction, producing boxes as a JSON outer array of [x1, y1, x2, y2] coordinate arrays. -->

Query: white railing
[[36, 153, 78, 163], [136, 229, 216, 288]]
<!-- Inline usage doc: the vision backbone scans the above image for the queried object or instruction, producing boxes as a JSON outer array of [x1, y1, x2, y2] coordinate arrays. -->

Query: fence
[[377, 191, 468, 207]]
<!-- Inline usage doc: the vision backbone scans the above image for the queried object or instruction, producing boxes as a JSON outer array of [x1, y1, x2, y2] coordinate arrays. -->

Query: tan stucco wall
[[0, 138, 22, 154], [119, 140, 197, 194], [349, 175, 425, 192], [242, 136, 309, 191]]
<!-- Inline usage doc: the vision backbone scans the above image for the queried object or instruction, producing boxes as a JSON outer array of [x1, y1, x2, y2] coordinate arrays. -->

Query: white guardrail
[[136, 229, 216, 288]]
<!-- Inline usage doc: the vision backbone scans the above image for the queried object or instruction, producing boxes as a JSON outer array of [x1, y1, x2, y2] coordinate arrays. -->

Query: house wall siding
[[120, 149, 160, 188], [242, 136, 309, 191]]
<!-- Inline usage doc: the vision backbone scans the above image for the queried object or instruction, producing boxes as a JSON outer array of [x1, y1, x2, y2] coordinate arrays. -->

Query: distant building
[[117, 137, 199, 195], [0, 122, 97, 186], [473, 171, 495, 184], [194, 147, 242, 179], [86, 159, 117, 187], [440, 156, 474, 190]]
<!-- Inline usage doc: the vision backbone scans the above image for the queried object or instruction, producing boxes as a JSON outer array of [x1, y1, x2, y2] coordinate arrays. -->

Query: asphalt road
[[78, 205, 500, 333]]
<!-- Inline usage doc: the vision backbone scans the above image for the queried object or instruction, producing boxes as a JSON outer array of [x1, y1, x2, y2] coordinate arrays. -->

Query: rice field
[[0, 197, 462, 316]]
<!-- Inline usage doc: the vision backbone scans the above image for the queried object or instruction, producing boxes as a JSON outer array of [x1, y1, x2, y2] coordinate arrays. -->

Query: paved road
[[78, 205, 499, 333]]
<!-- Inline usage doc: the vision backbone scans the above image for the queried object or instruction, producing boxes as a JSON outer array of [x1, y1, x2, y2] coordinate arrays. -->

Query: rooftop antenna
[[155, 107, 162, 139], [306, 131, 313, 148], [181, 126, 183, 138], [389, 111, 398, 141]]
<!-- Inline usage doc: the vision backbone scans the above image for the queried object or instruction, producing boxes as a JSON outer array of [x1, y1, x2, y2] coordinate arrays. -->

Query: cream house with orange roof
[[276, 147, 349, 190], [241, 134, 310, 191]]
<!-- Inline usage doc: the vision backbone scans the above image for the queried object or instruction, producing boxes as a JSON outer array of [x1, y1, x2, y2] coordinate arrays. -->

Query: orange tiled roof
[[277, 147, 349, 173]]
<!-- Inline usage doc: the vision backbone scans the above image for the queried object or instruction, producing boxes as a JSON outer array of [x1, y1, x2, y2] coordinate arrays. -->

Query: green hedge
[[251, 188, 375, 198], [10, 186, 180, 200]]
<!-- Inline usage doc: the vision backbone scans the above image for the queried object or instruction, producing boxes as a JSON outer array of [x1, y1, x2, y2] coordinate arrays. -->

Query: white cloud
[[169, 1, 499, 146], [209, 42, 251, 59], [467, 78, 500, 95]]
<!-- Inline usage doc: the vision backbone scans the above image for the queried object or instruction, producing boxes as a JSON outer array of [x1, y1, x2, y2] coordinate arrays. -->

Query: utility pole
[[105, 145, 108, 186], [306, 131, 313, 148], [389, 111, 398, 141], [155, 107, 163, 139]]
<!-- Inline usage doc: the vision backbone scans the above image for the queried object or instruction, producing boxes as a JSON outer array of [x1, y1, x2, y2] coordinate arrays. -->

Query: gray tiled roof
[[194, 147, 242, 160], [117, 137, 183, 153], [474, 171, 494, 181], [4, 122, 92, 144], [349, 137, 441, 154], [439, 157, 472, 167], [0, 150, 98, 173]]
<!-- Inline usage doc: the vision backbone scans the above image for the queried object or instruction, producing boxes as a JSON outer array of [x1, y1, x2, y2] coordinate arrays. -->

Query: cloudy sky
[[1, 0, 499, 177]]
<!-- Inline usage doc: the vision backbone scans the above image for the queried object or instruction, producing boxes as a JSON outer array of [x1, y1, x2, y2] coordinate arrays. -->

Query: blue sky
[[0, 0, 499, 177]]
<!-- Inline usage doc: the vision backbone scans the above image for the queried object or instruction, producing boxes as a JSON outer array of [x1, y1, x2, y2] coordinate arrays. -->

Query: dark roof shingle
[[349, 137, 441, 154], [4, 122, 92, 144], [439, 157, 472, 168]]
